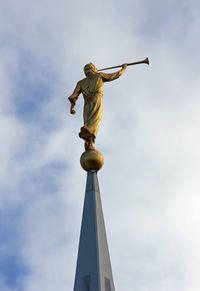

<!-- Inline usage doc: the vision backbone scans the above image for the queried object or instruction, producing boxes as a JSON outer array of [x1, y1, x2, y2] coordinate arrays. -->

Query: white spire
[[73, 171, 115, 291]]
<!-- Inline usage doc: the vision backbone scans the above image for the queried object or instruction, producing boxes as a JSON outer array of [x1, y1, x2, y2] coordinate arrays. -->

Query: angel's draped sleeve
[[68, 81, 82, 105], [100, 71, 121, 82]]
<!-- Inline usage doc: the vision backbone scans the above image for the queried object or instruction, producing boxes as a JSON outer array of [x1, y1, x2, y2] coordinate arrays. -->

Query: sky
[[0, 0, 200, 290]]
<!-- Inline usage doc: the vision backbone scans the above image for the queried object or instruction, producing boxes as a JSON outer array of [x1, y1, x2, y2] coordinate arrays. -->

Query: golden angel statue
[[68, 62, 127, 150]]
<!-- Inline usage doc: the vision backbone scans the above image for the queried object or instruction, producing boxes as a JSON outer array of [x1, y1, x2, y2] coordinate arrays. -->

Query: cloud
[[0, 0, 200, 290]]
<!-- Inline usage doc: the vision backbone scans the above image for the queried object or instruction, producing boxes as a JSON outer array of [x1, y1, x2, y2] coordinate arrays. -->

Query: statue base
[[80, 149, 104, 172]]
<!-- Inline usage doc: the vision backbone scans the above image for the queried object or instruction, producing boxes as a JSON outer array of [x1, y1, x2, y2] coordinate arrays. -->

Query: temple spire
[[73, 171, 115, 291]]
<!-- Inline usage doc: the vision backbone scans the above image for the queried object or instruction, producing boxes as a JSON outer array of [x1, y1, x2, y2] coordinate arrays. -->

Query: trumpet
[[98, 57, 149, 71]]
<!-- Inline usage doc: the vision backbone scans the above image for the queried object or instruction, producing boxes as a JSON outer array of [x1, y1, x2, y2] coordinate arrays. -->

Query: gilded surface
[[68, 63, 127, 150], [80, 149, 104, 172]]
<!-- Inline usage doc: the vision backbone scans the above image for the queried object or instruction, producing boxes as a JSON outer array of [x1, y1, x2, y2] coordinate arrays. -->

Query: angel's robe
[[69, 71, 122, 141]]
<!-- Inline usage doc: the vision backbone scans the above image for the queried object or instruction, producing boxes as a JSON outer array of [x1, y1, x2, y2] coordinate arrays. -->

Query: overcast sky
[[0, 0, 200, 290]]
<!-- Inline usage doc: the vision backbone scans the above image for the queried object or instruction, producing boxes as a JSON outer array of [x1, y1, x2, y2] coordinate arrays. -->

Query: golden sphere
[[80, 149, 104, 172]]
